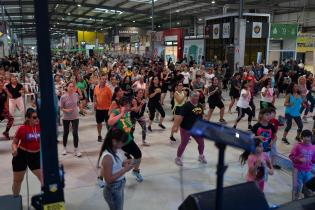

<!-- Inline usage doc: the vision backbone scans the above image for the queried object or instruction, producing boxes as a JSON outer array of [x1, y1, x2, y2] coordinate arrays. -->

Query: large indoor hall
[[0, 0, 315, 210]]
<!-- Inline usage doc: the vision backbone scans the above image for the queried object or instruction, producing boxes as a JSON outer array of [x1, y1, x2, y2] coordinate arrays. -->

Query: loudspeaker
[[277, 197, 315, 210], [0, 195, 22, 210], [178, 182, 269, 210]]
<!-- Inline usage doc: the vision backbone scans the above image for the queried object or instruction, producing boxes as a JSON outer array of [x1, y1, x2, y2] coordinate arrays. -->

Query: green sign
[[270, 23, 298, 39]]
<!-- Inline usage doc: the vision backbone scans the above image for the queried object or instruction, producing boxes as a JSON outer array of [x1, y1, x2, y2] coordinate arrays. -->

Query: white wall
[[273, 11, 315, 30]]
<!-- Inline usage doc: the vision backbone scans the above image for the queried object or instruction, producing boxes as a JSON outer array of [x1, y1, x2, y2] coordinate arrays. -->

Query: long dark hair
[[286, 82, 300, 95], [150, 76, 159, 87], [112, 86, 122, 102], [240, 138, 261, 165], [98, 128, 128, 162]]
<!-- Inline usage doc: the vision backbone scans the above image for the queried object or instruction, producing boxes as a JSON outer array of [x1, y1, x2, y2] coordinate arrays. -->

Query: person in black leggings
[[147, 76, 166, 132], [108, 96, 144, 182]]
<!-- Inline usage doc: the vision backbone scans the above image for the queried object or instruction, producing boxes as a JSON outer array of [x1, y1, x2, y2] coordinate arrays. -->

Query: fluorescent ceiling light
[[211, 0, 215, 4], [129, 0, 158, 3], [77, 4, 81, 7], [5, 6, 21, 9], [93, 8, 123, 15]]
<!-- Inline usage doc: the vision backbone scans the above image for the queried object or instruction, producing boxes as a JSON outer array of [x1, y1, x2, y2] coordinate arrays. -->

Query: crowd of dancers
[[1, 53, 315, 210]]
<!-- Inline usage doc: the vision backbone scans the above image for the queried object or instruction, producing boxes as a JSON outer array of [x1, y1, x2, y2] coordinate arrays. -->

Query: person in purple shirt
[[289, 130, 315, 200]]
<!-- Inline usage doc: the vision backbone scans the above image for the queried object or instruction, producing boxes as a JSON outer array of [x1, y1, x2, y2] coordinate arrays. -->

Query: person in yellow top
[[94, 75, 112, 142]]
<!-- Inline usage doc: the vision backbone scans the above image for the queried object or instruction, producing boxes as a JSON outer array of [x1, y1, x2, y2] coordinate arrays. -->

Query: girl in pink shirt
[[240, 138, 274, 192], [289, 129, 315, 199]]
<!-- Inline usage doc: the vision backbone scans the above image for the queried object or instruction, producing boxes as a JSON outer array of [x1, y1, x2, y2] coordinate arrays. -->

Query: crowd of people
[[1, 53, 315, 210]]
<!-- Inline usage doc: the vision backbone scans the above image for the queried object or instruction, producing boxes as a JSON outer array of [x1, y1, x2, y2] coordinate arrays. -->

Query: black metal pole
[[33, 0, 65, 209], [215, 143, 227, 210], [239, 0, 244, 19]]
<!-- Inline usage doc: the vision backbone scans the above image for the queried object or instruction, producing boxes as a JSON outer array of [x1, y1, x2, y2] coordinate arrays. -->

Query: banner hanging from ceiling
[[252, 22, 262, 38], [213, 24, 220, 39], [222, 22, 230, 39]]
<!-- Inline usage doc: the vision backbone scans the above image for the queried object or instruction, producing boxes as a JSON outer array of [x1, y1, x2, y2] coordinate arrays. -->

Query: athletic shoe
[[295, 136, 301, 142], [252, 117, 258, 121], [142, 141, 150, 146], [74, 148, 82, 157], [148, 126, 152, 132], [132, 170, 144, 182], [62, 148, 67, 155], [219, 119, 227, 124], [170, 136, 176, 142], [175, 157, 183, 166], [79, 111, 85, 116], [2, 131, 9, 140], [282, 138, 290, 145], [248, 125, 252, 131], [97, 176, 105, 188], [303, 116, 308, 123], [158, 124, 166, 129], [198, 155, 207, 164], [233, 125, 236, 129], [97, 136, 102, 142]]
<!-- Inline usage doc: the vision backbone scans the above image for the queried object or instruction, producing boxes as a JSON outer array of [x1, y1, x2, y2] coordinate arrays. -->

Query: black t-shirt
[[230, 79, 240, 95], [251, 122, 276, 152], [208, 85, 222, 102], [6, 83, 23, 99], [180, 102, 203, 130], [149, 85, 162, 104], [121, 82, 133, 98], [0, 90, 7, 112]]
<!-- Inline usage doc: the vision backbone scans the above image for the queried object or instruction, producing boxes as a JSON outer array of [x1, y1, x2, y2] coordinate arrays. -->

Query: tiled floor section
[[0, 92, 311, 210]]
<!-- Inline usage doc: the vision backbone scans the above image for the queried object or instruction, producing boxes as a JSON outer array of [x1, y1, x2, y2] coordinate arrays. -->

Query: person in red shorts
[[11, 108, 41, 196]]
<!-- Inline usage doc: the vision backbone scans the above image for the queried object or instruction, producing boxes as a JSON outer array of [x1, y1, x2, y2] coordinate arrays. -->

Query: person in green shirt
[[75, 74, 87, 116], [108, 96, 144, 183]]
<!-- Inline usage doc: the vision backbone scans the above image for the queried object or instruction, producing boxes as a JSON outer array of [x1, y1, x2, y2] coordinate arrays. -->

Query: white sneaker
[[74, 148, 82, 157], [198, 155, 207, 164], [62, 148, 67, 155], [175, 157, 183, 166], [303, 116, 308, 123]]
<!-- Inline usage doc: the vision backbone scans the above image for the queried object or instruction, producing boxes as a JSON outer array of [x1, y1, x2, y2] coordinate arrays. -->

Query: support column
[[234, 0, 246, 70]]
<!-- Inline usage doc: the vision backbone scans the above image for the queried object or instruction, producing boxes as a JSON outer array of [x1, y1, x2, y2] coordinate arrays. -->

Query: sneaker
[[158, 124, 166, 129], [62, 148, 67, 155], [273, 165, 282, 170], [219, 119, 227, 124], [148, 126, 152, 132], [97, 136, 102, 142], [252, 117, 257, 121], [198, 155, 207, 164], [295, 136, 301, 142], [170, 136, 176, 142], [175, 157, 183, 166], [248, 125, 252, 131], [74, 148, 82, 157], [79, 111, 85, 116], [2, 131, 9, 139], [233, 125, 236, 129], [142, 141, 150, 146], [303, 116, 308, 123], [132, 170, 144, 182], [97, 176, 105, 188], [282, 138, 290, 145]]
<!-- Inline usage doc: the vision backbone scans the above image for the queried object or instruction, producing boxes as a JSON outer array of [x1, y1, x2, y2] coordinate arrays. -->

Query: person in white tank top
[[99, 128, 134, 210]]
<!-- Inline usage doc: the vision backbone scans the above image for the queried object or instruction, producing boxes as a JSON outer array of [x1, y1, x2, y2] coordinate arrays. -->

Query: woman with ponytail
[[99, 128, 134, 210]]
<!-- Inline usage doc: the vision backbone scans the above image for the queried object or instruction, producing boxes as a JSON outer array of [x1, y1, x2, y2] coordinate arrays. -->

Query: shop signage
[[222, 23, 230, 39], [252, 22, 262, 38], [296, 33, 315, 53], [213, 24, 220, 39], [270, 23, 298, 39]]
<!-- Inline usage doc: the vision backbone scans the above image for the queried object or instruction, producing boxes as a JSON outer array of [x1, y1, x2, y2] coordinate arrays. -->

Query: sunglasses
[[32, 116, 38, 119]]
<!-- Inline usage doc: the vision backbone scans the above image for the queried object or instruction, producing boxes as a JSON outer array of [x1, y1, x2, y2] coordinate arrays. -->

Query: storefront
[[163, 28, 183, 64], [205, 13, 270, 70], [268, 23, 298, 64], [108, 27, 149, 54], [296, 33, 315, 73], [183, 36, 205, 65]]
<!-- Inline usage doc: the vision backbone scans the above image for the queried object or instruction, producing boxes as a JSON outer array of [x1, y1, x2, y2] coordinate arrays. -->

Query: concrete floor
[[0, 92, 312, 210]]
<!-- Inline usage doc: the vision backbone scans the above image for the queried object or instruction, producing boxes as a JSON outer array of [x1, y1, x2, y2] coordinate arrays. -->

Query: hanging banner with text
[[222, 22, 230, 39], [270, 23, 298, 40], [252, 22, 262, 38]]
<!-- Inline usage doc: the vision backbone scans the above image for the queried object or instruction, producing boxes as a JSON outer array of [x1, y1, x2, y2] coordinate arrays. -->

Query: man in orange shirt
[[94, 75, 112, 142]]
